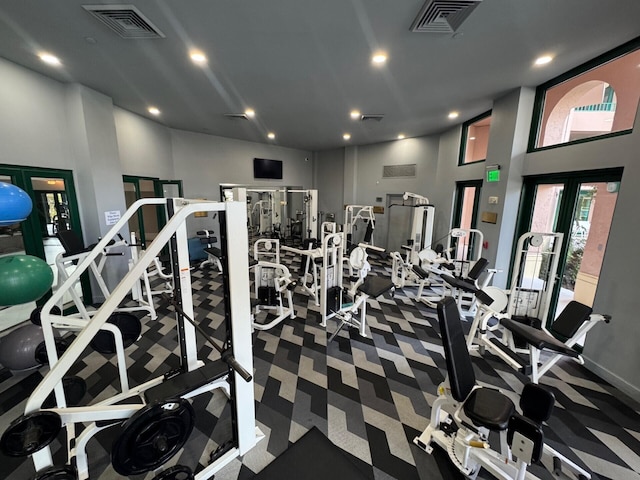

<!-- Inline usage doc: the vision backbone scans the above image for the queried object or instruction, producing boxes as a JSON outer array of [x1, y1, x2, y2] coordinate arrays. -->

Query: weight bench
[[475, 297, 611, 384], [197, 230, 223, 272]]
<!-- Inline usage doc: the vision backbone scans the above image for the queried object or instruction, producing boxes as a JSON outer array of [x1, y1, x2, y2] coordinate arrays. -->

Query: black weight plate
[[30, 305, 62, 326], [0, 411, 62, 457], [90, 312, 142, 354], [152, 465, 194, 480], [42, 376, 87, 408], [112, 399, 195, 476], [33, 465, 77, 480], [35, 337, 71, 365]]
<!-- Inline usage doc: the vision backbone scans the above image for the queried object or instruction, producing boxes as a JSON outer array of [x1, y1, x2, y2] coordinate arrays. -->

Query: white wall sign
[[104, 210, 121, 226]]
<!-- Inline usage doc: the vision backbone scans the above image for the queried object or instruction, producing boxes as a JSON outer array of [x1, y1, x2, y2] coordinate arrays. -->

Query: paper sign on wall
[[105, 210, 121, 226]]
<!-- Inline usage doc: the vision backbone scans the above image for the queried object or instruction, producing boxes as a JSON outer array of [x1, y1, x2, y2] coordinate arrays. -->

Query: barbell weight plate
[[33, 465, 77, 480], [42, 376, 87, 408], [151, 465, 194, 480], [90, 312, 142, 354], [0, 411, 62, 457], [111, 399, 195, 476]]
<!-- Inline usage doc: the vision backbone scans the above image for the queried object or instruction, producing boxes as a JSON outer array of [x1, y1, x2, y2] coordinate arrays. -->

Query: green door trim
[[513, 167, 623, 327]]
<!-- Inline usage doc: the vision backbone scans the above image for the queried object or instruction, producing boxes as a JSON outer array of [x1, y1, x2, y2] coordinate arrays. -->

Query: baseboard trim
[[583, 357, 640, 403]]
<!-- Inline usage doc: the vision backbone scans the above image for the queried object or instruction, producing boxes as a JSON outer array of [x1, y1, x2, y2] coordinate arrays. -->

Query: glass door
[[0, 165, 82, 330], [515, 168, 622, 324]]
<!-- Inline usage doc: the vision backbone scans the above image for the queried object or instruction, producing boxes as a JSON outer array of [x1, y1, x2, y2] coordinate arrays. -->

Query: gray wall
[[314, 148, 345, 222]]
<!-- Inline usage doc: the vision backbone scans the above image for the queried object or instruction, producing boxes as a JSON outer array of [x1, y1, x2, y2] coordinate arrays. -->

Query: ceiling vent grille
[[82, 5, 165, 39], [410, 0, 482, 33], [224, 113, 249, 120], [383, 164, 416, 178], [360, 114, 384, 122]]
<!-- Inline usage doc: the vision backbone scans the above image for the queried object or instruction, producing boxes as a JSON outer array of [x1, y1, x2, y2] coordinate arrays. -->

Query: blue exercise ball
[[0, 255, 54, 306], [0, 323, 44, 371], [0, 182, 33, 226]]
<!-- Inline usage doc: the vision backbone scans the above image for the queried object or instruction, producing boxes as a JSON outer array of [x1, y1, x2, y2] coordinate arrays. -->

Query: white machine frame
[[344, 205, 375, 247], [27, 198, 262, 479], [251, 238, 296, 331]]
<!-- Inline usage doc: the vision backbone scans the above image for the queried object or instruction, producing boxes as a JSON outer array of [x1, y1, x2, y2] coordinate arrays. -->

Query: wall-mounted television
[[253, 158, 283, 180]]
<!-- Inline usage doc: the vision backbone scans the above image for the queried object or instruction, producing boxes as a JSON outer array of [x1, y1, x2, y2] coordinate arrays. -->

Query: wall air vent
[[360, 114, 384, 122], [82, 5, 165, 39], [383, 164, 417, 178], [224, 113, 249, 120], [410, 0, 482, 33]]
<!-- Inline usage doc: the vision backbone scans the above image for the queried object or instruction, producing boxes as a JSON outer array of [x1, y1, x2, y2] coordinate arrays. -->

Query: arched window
[[530, 39, 640, 150]]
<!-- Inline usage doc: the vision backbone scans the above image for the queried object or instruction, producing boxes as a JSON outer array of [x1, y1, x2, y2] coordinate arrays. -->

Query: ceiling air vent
[[410, 0, 482, 33], [360, 114, 384, 122], [82, 5, 165, 39], [383, 164, 416, 178]]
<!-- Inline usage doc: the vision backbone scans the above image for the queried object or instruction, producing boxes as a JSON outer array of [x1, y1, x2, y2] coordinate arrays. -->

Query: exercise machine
[[197, 229, 223, 272], [413, 297, 593, 480], [0, 198, 262, 479], [389, 192, 436, 288], [320, 233, 394, 340], [251, 238, 297, 331], [344, 205, 375, 249]]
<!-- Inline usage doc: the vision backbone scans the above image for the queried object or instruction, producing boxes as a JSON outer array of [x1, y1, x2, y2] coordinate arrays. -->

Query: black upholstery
[[549, 301, 592, 341], [57, 229, 87, 256], [438, 297, 515, 430], [500, 318, 580, 358], [520, 383, 554, 424], [412, 265, 429, 279], [507, 414, 545, 463], [358, 276, 394, 298], [441, 257, 489, 293]]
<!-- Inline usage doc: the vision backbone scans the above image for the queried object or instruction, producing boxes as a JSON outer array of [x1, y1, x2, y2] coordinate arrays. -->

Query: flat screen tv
[[253, 158, 283, 180]]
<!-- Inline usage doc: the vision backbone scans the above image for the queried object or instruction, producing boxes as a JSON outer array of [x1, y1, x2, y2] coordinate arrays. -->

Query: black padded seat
[[549, 301, 592, 341], [441, 258, 489, 293], [438, 296, 515, 431], [464, 387, 515, 430], [500, 318, 580, 358], [204, 247, 222, 257], [358, 276, 394, 298], [412, 265, 429, 279]]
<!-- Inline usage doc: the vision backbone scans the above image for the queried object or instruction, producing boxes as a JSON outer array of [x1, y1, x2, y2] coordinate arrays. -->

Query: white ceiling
[[0, 0, 639, 151]]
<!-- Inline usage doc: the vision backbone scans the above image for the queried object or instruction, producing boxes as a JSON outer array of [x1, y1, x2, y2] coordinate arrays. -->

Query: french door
[[515, 168, 622, 324]]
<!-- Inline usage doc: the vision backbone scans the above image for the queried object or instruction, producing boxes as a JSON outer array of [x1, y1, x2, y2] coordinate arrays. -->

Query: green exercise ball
[[0, 255, 54, 306]]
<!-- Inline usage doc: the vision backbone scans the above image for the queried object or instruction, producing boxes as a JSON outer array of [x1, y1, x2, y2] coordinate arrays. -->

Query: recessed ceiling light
[[397, 134, 406, 140], [148, 107, 161, 116], [245, 108, 255, 118], [343, 133, 351, 140], [534, 55, 553, 66], [39, 53, 61, 66], [350, 110, 361, 119], [190, 51, 207, 64], [372, 52, 387, 65], [448, 111, 459, 119], [267, 132, 276, 139]]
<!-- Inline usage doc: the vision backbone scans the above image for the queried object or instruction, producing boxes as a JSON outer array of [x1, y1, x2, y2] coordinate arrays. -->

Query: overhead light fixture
[[148, 106, 161, 116], [534, 55, 553, 66], [448, 111, 459, 119], [39, 53, 61, 66], [469, 136, 476, 140], [397, 134, 406, 140], [372, 52, 387, 65], [190, 50, 207, 64], [47, 180, 57, 185], [350, 110, 361, 119], [244, 108, 255, 118], [267, 132, 276, 139], [343, 133, 351, 140]]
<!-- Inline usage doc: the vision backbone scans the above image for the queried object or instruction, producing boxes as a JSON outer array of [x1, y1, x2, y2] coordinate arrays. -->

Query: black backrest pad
[[57, 229, 85, 255], [507, 414, 545, 463], [520, 383, 555, 423], [437, 297, 476, 402], [550, 301, 592, 340], [467, 258, 489, 280]]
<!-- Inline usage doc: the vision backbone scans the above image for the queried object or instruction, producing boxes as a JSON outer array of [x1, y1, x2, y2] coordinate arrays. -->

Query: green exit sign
[[486, 169, 500, 182]]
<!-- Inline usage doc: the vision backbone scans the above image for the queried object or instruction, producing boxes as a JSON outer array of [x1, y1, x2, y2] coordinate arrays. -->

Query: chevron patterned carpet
[[1, 251, 640, 480]]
